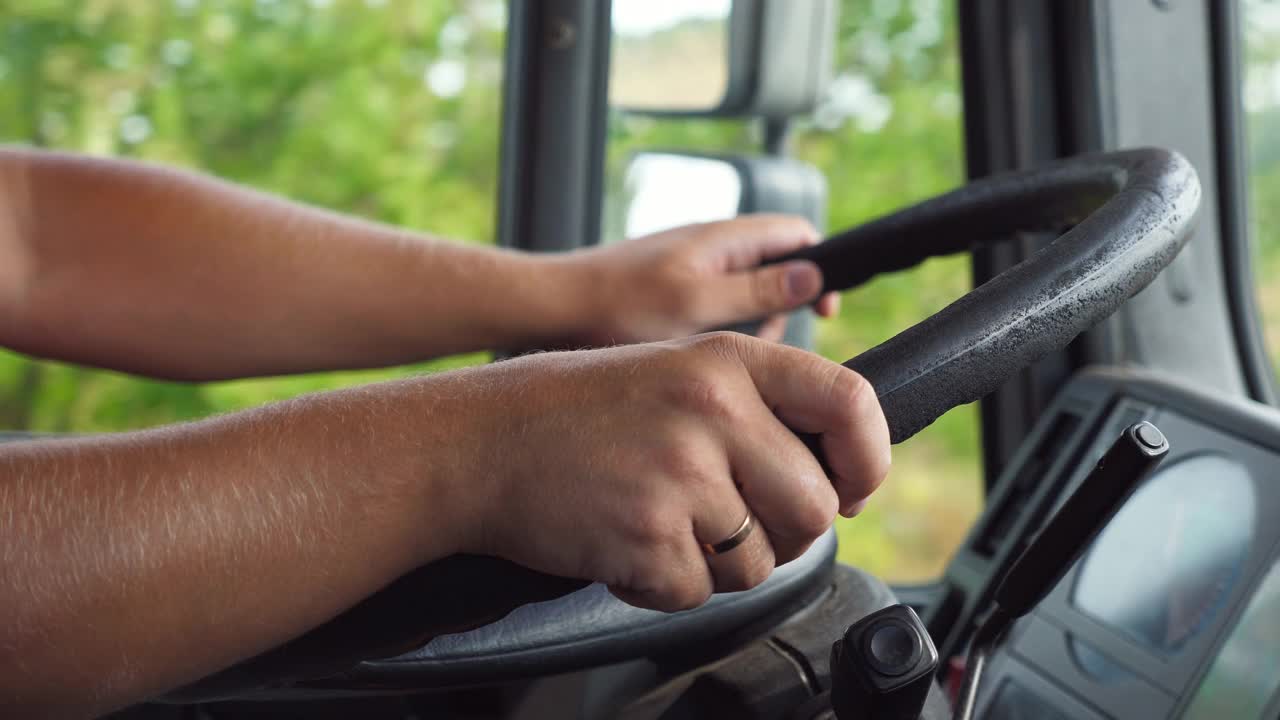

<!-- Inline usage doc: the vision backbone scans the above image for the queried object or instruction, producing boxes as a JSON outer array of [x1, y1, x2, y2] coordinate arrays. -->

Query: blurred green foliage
[[0, 0, 505, 431], [0, 0, 978, 581]]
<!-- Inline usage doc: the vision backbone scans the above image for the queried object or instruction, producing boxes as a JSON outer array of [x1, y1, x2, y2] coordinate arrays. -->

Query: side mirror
[[609, 0, 837, 118], [607, 151, 827, 347]]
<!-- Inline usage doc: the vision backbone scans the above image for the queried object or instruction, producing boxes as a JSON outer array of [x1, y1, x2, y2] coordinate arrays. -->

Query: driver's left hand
[[562, 214, 839, 345]]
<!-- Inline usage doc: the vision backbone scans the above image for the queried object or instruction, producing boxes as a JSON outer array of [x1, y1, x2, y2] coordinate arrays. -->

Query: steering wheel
[[168, 147, 1200, 702]]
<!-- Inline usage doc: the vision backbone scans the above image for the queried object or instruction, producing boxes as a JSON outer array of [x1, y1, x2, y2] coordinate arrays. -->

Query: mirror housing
[[610, 0, 836, 118]]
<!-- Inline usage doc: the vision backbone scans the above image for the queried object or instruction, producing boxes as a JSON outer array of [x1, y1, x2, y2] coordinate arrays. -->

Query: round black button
[[1134, 422, 1165, 450], [864, 619, 922, 677]]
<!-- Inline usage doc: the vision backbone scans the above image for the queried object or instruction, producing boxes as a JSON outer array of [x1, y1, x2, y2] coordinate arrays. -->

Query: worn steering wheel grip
[[170, 148, 1200, 701], [775, 146, 1200, 445]]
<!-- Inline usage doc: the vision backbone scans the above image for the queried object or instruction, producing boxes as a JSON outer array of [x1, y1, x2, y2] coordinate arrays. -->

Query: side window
[[0, 1, 505, 430], [1242, 0, 1280, 383], [604, 0, 979, 583]]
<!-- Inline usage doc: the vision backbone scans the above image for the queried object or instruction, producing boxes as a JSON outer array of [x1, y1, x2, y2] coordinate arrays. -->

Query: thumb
[[714, 260, 824, 323]]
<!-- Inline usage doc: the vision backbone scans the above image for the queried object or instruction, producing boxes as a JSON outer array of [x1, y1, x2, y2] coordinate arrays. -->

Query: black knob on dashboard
[[830, 604, 939, 720], [864, 617, 924, 677]]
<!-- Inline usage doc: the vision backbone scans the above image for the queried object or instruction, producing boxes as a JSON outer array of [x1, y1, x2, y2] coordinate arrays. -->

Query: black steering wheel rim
[[169, 147, 1200, 701], [780, 146, 1200, 443]]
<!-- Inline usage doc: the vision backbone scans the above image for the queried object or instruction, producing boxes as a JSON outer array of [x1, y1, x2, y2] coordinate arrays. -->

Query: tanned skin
[[0, 149, 889, 718]]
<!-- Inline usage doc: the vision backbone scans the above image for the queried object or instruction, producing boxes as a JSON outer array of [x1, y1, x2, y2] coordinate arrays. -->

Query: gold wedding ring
[[702, 512, 754, 555]]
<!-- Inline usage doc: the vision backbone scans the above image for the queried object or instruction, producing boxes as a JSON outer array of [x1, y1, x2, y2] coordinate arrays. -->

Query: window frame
[[1214, 0, 1279, 405], [498, 0, 612, 254]]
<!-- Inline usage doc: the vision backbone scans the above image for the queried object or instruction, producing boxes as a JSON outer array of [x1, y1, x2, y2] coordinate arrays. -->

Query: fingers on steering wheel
[[608, 533, 713, 613], [696, 491, 777, 594], [724, 397, 840, 564], [737, 342, 891, 512]]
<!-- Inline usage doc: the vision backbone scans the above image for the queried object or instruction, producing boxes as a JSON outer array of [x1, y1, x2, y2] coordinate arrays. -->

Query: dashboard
[[928, 368, 1280, 719]]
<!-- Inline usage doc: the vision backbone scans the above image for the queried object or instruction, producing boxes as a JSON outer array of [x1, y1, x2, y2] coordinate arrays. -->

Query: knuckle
[[691, 331, 762, 372], [824, 365, 874, 414], [654, 446, 720, 495], [795, 486, 839, 538], [626, 502, 681, 549], [653, 445, 696, 481], [666, 370, 739, 423], [693, 330, 745, 356]]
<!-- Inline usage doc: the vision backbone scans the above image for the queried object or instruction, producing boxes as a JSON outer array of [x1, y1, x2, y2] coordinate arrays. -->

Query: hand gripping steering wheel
[[170, 147, 1200, 701]]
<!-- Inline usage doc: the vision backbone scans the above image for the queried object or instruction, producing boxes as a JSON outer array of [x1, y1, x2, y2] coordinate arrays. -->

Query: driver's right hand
[[433, 332, 890, 612]]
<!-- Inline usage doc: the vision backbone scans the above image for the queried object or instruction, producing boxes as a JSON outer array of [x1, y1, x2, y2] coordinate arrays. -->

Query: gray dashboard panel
[[955, 367, 1280, 719]]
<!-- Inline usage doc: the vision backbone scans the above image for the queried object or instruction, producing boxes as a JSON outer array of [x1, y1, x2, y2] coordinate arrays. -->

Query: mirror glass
[[610, 0, 732, 112], [614, 152, 742, 240]]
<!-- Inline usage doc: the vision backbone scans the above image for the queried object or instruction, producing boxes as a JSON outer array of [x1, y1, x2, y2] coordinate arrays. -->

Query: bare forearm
[[0, 375, 477, 718], [0, 149, 590, 380]]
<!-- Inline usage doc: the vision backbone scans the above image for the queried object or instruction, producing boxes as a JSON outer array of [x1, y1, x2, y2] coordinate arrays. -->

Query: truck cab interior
[[5, 1, 1280, 718]]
